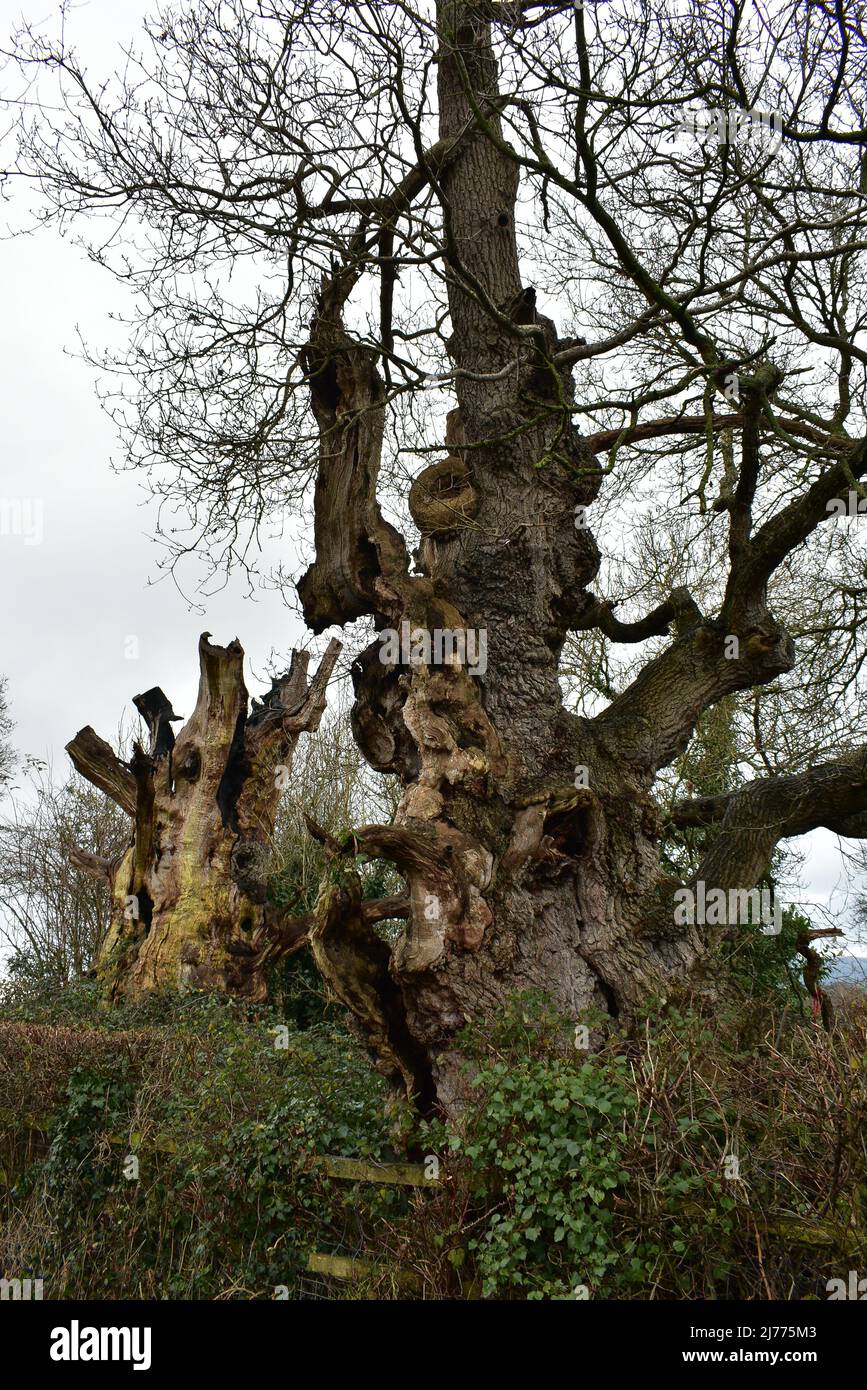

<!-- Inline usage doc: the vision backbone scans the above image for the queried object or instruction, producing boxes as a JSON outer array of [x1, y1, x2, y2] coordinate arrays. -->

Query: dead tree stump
[[67, 632, 340, 1002]]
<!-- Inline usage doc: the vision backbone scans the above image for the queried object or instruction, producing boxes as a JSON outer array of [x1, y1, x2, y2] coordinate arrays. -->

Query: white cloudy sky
[[1, 1, 312, 758], [0, 0, 864, 958]]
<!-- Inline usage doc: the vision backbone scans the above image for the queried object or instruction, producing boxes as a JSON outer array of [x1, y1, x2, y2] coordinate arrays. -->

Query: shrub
[[3, 980, 866, 1300], [415, 991, 867, 1300]]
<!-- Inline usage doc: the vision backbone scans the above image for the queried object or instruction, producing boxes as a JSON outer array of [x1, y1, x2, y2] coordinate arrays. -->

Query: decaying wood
[[68, 846, 116, 884], [68, 633, 340, 1001], [309, 870, 436, 1111], [52, 3, 867, 1123], [255, 4, 867, 1120], [797, 928, 844, 1032], [66, 727, 137, 817], [296, 297, 410, 632]]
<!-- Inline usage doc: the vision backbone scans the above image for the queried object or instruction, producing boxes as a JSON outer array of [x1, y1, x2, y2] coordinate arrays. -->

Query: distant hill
[[825, 955, 867, 988]]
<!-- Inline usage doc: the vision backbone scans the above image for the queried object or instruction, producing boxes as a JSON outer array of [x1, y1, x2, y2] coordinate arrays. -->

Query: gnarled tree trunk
[[67, 633, 339, 1001], [280, 4, 867, 1117], [54, 2, 867, 1121]]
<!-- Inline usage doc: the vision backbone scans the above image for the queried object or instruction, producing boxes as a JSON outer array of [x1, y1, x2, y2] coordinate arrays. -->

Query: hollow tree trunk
[[67, 633, 339, 1001], [291, 4, 674, 1111], [288, 3, 802, 1117], [50, 4, 867, 1125]]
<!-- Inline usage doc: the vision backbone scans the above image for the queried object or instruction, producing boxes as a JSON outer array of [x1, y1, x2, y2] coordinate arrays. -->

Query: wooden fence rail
[[0, 1110, 439, 1286]]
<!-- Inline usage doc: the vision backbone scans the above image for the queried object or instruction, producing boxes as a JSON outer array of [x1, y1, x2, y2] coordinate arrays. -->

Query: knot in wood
[[408, 457, 479, 537]]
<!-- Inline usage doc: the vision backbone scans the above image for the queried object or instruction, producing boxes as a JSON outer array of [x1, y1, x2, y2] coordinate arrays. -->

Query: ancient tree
[[9, 0, 867, 1110], [67, 636, 339, 1000]]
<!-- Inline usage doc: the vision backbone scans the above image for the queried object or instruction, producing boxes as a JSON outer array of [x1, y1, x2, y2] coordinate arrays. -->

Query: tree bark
[[51, 3, 867, 1119], [295, 4, 618, 1111], [67, 633, 339, 1001], [286, 3, 867, 1117]]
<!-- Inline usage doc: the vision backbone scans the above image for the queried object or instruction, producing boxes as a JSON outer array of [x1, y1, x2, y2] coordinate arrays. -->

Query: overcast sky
[[1, 0, 864, 958], [1, 1, 314, 760]]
